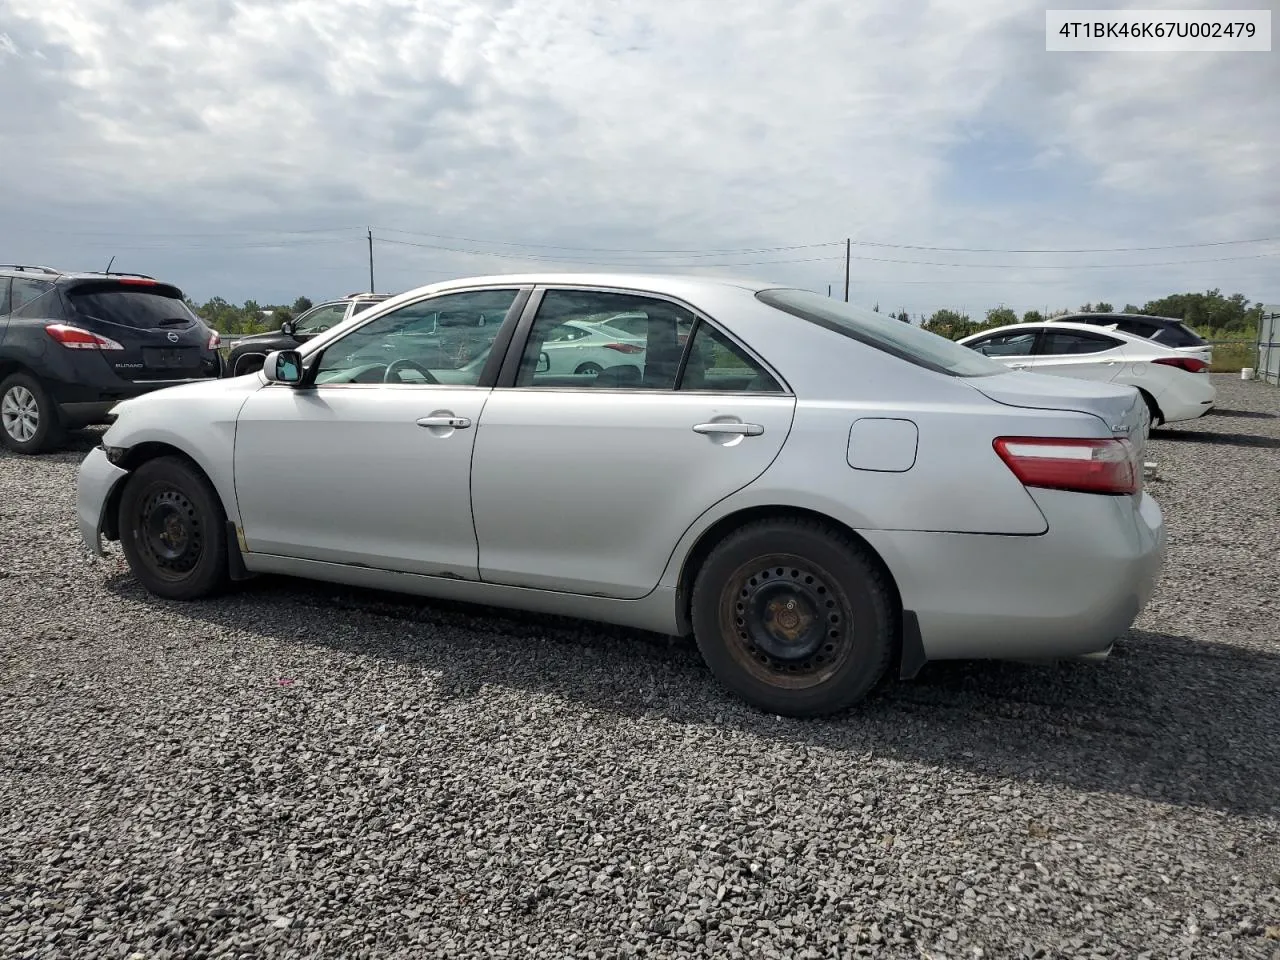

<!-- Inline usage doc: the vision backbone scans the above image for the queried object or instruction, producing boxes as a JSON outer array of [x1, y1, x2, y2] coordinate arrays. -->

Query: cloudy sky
[[1, 0, 1277, 317]]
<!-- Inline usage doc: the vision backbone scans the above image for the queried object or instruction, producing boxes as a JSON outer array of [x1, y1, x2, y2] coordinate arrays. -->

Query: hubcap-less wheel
[[138, 487, 205, 579], [1, 385, 39, 442], [721, 555, 853, 690]]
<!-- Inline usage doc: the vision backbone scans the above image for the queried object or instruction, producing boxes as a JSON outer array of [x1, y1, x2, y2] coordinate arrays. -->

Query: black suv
[[0, 265, 221, 454], [222, 293, 391, 377], [1049, 312, 1209, 349]]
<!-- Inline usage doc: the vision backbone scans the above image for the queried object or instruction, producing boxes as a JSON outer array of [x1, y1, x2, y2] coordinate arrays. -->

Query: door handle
[[416, 416, 471, 429], [1008, 362, 1029, 370], [693, 422, 764, 437]]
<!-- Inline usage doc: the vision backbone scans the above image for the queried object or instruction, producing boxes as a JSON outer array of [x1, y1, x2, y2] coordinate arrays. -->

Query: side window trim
[[494, 284, 792, 395], [299, 286, 530, 389]]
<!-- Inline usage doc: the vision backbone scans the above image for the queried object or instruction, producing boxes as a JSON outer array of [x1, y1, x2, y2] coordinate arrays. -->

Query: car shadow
[[1210, 407, 1276, 420], [104, 572, 1280, 820], [1155, 429, 1280, 449]]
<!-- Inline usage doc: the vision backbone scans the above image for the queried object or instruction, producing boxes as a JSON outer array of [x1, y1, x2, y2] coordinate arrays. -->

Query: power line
[[376, 227, 839, 255], [849, 235, 1280, 254]]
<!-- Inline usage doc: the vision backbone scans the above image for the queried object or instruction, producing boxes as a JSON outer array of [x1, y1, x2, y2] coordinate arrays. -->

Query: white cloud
[[0, 0, 1275, 313]]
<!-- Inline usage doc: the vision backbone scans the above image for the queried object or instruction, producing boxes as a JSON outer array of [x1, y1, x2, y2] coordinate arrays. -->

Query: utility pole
[[843, 238, 850, 302], [367, 227, 375, 293]]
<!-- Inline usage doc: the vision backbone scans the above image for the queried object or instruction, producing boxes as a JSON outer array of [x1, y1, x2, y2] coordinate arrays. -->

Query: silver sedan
[[77, 274, 1165, 717]]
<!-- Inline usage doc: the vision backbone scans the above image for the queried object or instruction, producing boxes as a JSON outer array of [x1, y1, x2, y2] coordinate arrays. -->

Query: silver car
[[76, 274, 1165, 717]]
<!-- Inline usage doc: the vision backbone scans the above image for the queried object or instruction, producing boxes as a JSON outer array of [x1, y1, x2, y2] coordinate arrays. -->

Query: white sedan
[[958, 321, 1216, 427]]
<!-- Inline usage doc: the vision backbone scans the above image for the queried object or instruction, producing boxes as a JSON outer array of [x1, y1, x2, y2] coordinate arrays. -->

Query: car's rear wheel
[[1138, 389, 1163, 433], [0, 372, 65, 455], [574, 362, 603, 376], [691, 518, 895, 717], [118, 456, 229, 600]]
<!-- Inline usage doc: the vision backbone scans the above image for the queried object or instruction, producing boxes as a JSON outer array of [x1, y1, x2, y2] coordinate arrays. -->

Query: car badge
[[167, 332, 180, 343]]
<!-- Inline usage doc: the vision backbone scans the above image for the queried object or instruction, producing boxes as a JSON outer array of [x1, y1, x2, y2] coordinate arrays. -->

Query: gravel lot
[[2, 373, 1278, 960]]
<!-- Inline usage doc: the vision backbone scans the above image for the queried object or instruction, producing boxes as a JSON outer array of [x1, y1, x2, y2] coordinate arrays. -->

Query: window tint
[[515, 289, 696, 389], [757, 288, 1004, 377], [294, 303, 348, 334], [67, 283, 194, 328], [1040, 331, 1121, 355], [679, 321, 782, 392], [1152, 322, 1207, 347], [0, 278, 10, 316], [967, 331, 1038, 357], [1115, 319, 1158, 338], [314, 289, 518, 386], [10, 279, 57, 318]]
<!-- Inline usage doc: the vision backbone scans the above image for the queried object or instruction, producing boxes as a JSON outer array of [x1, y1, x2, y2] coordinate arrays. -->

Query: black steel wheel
[[691, 517, 895, 717], [119, 456, 229, 600]]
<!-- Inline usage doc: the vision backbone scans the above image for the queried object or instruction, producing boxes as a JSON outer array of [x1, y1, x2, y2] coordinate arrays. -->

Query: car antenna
[[105, 255, 116, 275]]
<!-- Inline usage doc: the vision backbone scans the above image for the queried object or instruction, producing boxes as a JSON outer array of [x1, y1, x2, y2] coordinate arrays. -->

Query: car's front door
[[470, 287, 797, 600], [1029, 329, 1127, 382], [233, 287, 525, 577]]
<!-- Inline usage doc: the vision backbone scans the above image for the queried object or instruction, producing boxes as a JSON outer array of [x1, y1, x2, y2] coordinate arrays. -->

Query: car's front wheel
[[118, 456, 229, 600], [0, 372, 65, 455], [691, 518, 895, 717]]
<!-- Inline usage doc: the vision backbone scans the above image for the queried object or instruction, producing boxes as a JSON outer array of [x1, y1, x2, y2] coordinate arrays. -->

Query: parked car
[[0, 264, 221, 454], [1048, 312, 1213, 365], [77, 275, 1165, 717], [958, 320, 1216, 427], [222, 293, 391, 377], [540, 319, 648, 376]]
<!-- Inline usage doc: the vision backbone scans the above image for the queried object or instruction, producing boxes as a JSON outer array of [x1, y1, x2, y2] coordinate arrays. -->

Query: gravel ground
[[2, 373, 1278, 960]]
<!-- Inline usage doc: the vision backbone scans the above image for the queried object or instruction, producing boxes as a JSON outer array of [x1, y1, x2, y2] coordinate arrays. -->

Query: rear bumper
[[77, 446, 130, 556], [864, 489, 1165, 661]]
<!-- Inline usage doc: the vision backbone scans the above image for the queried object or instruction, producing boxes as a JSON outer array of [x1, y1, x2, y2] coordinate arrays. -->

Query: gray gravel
[[2, 373, 1279, 959]]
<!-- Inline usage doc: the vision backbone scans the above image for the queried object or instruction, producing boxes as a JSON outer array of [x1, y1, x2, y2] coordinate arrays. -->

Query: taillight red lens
[[207, 330, 221, 350], [994, 437, 1138, 496], [1152, 356, 1208, 373], [603, 342, 644, 354], [117, 277, 157, 285], [44, 323, 125, 351]]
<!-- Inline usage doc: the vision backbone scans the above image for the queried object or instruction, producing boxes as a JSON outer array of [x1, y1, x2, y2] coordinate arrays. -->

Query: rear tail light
[[603, 342, 644, 354], [207, 330, 221, 350], [994, 437, 1138, 496], [117, 277, 157, 286], [44, 323, 124, 351], [1152, 356, 1208, 374]]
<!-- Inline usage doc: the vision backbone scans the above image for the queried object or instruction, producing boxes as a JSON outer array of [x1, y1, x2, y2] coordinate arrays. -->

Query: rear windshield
[[756, 288, 1005, 377], [1152, 322, 1208, 347], [68, 283, 198, 329]]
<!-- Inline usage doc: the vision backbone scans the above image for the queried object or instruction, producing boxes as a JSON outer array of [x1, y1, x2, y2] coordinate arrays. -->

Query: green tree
[[1094, 301, 1114, 313], [923, 309, 976, 339], [1022, 309, 1045, 325], [292, 296, 313, 314], [986, 306, 1018, 327], [895, 310, 909, 323], [1138, 289, 1261, 334]]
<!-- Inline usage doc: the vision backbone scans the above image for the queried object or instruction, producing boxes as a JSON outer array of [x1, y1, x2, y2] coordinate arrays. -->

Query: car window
[[757, 288, 1004, 377], [0, 278, 10, 315], [9, 278, 57, 318], [515, 290, 696, 389], [314, 289, 518, 386], [545, 322, 590, 343], [66, 283, 195, 327], [294, 303, 348, 335], [1039, 331, 1122, 355], [967, 331, 1039, 357], [351, 300, 382, 316], [679, 321, 782, 393], [1115, 319, 1157, 338], [1152, 322, 1207, 347]]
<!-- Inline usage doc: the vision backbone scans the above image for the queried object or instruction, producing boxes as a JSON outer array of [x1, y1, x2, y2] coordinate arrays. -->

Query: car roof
[[961, 320, 1147, 342], [396, 272, 781, 299], [1054, 312, 1182, 325]]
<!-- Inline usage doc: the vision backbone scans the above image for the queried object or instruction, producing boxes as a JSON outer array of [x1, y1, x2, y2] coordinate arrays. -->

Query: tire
[[0, 372, 65, 454], [691, 518, 896, 718], [574, 362, 603, 376], [118, 456, 229, 600], [1139, 389, 1163, 433]]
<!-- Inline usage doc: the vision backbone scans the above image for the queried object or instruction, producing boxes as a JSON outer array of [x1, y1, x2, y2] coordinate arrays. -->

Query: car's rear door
[[63, 279, 218, 383], [470, 286, 796, 600], [1028, 329, 1127, 382]]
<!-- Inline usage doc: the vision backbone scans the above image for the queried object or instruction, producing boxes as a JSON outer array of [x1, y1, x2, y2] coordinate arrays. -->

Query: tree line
[[186, 288, 1266, 341]]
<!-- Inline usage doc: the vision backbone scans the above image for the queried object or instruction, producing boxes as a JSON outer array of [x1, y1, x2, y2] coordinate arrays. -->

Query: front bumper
[[77, 446, 130, 557], [864, 489, 1166, 662]]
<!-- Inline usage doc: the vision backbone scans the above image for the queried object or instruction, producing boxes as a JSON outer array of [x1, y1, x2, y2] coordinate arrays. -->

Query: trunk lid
[[970, 370, 1148, 452], [65, 280, 219, 382]]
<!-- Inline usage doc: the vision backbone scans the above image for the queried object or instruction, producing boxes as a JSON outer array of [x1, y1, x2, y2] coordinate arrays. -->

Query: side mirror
[[280, 320, 296, 337], [537, 351, 550, 373], [263, 349, 303, 385]]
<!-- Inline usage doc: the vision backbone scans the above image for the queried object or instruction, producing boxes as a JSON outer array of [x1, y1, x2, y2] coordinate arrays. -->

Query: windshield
[[756, 288, 1005, 377], [68, 284, 198, 330]]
